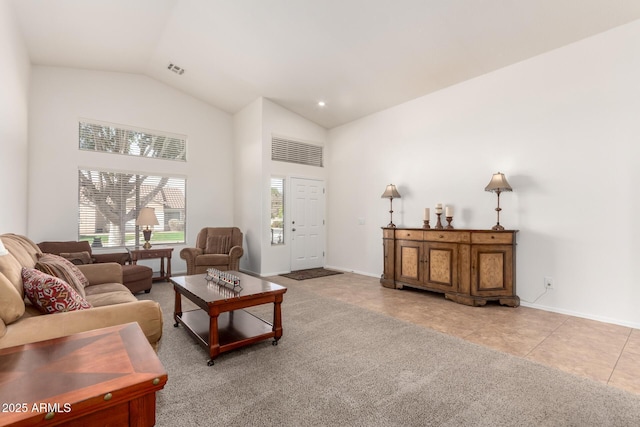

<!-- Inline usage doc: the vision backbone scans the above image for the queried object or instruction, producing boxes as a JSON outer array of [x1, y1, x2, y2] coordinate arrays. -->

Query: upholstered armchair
[[180, 227, 244, 275]]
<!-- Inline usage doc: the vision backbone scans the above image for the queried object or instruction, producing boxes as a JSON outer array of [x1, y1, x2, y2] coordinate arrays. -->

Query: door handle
[[292, 228, 296, 232]]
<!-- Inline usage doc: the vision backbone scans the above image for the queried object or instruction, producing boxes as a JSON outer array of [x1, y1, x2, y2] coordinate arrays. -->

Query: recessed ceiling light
[[317, 101, 326, 107]]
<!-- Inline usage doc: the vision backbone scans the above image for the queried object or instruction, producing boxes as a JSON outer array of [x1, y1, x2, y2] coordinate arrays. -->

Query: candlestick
[[445, 216, 454, 229], [435, 212, 443, 229], [423, 219, 431, 229]]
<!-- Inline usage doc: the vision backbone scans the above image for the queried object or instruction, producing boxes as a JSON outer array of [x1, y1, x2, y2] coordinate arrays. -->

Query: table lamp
[[484, 172, 512, 230], [136, 207, 159, 249], [381, 184, 401, 228]]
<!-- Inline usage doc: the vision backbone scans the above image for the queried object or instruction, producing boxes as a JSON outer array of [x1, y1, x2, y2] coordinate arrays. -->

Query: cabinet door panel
[[471, 245, 513, 296], [395, 240, 422, 285], [425, 243, 458, 292]]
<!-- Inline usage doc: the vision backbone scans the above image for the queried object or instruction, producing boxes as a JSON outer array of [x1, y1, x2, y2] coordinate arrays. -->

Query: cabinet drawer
[[471, 232, 514, 244], [424, 231, 470, 243], [383, 229, 395, 239], [133, 249, 171, 259], [395, 230, 424, 241]]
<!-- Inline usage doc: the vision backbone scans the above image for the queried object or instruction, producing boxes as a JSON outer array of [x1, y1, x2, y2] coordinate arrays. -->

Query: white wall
[[28, 66, 234, 274], [233, 98, 328, 276], [261, 99, 328, 275], [233, 98, 264, 274], [0, 0, 30, 234], [327, 20, 640, 328]]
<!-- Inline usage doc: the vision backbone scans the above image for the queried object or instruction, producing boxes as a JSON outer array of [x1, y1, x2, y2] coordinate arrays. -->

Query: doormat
[[280, 268, 343, 281]]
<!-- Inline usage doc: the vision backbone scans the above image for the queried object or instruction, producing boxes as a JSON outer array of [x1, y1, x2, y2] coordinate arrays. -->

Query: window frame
[[270, 177, 285, 245], [79, 119, 187, 162], [78, 168, 187, 249]]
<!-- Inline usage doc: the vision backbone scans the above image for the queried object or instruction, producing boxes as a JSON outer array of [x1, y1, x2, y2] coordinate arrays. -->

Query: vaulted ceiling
[[10, 0, 640, 128]]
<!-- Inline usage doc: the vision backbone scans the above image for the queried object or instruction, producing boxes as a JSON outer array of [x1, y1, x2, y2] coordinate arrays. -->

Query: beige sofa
[[0, 233, 163, 351]]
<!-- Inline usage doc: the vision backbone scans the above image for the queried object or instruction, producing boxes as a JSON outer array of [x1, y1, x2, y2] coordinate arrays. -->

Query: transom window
[[79, 120, 186, 161]]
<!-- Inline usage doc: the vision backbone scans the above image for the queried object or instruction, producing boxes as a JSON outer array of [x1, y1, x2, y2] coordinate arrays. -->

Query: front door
[[290, 178, 325, 271]]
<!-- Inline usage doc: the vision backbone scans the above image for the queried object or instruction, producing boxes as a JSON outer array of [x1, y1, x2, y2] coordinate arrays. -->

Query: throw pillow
[[35, 253, 89, 298], [22, 268, 92, 314], [59, 251, 93, 265], [205, 235, 231, 254]]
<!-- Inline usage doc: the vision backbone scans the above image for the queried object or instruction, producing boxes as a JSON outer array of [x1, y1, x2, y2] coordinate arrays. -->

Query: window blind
[[79, 120, 187, 161], [78, 169, 186, 248], [271, 136, 323, 167]]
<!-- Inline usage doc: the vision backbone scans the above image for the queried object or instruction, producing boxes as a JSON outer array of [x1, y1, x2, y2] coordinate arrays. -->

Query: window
[[77, 120, 187, 248], [78, 169, 186, 248], [271, 178, 284, 245], [79, 120, 186, 161]]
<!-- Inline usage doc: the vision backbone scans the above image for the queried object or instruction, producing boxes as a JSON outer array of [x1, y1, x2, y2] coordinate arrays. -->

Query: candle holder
[[445, 216, 454, 229], [422, 219, 431, 229], [435, 213, 444, 229]]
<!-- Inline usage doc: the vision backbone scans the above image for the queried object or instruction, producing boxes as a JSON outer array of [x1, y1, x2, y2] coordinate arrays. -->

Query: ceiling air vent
[[167, 63, 185, 75], [272, 136, 323, 167]]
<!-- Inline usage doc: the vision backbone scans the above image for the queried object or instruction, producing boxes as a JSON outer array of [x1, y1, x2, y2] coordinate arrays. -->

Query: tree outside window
[[78, 121, 186, 248], [271, 178, 284, 245]]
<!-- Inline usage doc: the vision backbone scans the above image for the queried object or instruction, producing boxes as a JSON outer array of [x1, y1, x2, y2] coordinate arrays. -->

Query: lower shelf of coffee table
[[177, 309, 274, 354]]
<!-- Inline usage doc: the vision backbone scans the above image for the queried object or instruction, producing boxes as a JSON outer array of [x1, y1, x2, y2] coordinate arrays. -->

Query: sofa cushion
[[85, 290, 138, 307], [59, 251, 93, 265], [84, 282, 134, 296], [205, 235, 231, 254], [0, 274, 25, 327], [195, 253, 230, 266], [22, 268, 92, 314], [0, 236, 31, 326], [35, 253, 89, 298]]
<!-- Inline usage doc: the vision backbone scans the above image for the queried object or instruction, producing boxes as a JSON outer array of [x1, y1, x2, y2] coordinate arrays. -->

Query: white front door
[[290, 178, 324, 271]]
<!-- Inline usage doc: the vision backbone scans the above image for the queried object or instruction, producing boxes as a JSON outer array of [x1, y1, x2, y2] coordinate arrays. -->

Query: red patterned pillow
[[22, 268, 92, 314]]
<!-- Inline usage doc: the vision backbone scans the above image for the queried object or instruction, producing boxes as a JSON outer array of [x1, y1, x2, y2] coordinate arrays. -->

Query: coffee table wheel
[[173, 322, 179, 327], [207, 359, 215, 366], [272, 340, 278, 346]]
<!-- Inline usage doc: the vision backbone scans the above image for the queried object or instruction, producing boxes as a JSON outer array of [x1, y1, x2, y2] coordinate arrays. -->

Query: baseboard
[[323, 265, 379, 279], [520, 301, 640, 330]]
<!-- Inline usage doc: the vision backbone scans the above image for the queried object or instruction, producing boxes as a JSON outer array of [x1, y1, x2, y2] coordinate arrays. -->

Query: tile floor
[[268, 272, 640, 396]]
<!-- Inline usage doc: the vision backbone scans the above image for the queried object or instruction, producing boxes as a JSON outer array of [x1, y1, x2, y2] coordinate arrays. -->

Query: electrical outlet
[[544, 276, 554, 290]]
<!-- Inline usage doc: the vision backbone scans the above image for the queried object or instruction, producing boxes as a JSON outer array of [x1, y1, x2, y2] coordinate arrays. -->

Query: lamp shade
[[484, 172, 513, 193], [381, 184, 401, 199], [136, 207, 159, 226]]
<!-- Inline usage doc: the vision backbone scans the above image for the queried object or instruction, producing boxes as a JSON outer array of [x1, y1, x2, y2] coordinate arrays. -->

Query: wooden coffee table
[[171, 272, 287, 365], [0, 323, 167, 427]]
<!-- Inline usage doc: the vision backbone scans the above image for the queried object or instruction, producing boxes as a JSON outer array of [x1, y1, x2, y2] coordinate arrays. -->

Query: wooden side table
[[129, 246, 174, 282], [0, 323, 167, 427]]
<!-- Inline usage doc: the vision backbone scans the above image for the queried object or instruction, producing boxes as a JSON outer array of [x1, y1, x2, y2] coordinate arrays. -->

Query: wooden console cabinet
[[381, 228, 519, 307]]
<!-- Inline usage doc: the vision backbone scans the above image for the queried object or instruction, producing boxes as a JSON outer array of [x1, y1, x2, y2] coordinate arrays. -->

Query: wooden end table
[[171, 272, 287, 366], [129, 246, 174, 282], [0, 323, 167, 427]]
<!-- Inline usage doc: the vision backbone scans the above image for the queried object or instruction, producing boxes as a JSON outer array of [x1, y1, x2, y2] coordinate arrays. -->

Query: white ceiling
[[10, 0, 640, 128]]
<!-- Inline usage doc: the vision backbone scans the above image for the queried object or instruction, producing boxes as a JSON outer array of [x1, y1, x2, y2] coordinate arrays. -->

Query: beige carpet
[[139, 281, 640, 426]]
